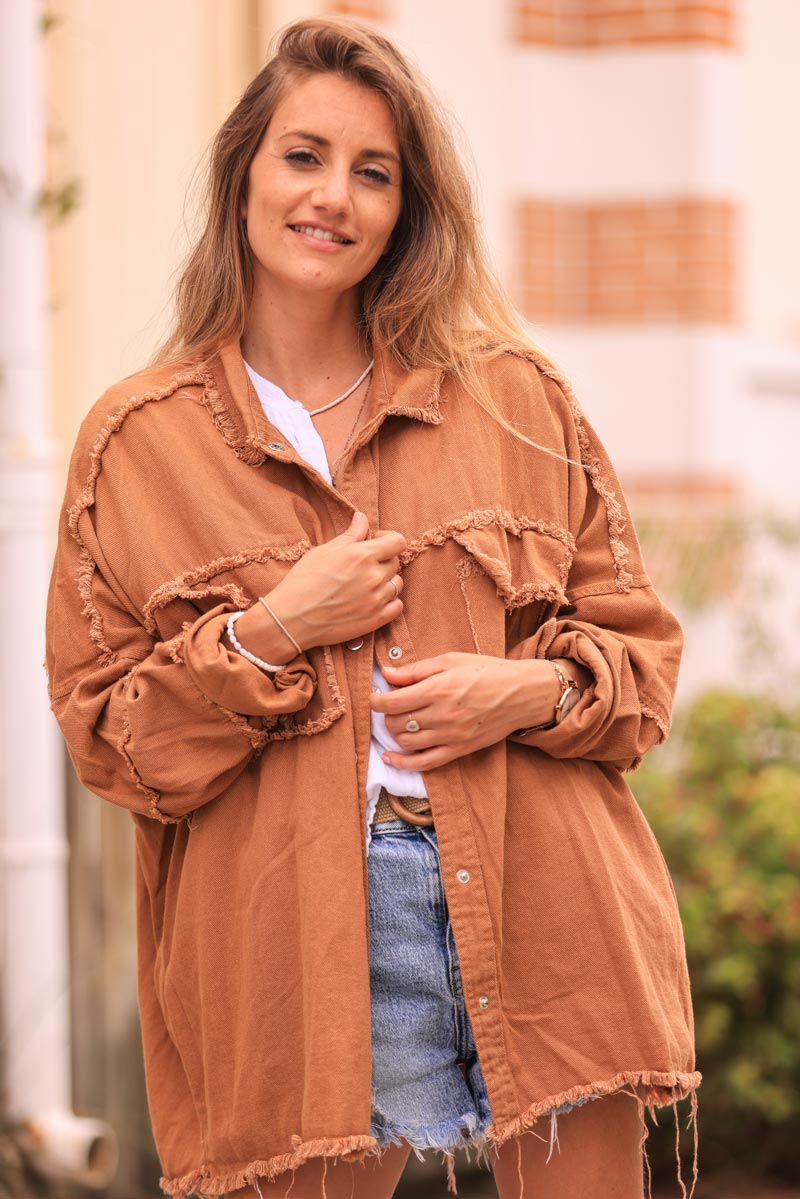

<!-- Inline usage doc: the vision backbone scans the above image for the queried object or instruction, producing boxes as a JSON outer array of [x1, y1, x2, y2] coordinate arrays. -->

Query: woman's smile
[[288, 222, 356, 249]]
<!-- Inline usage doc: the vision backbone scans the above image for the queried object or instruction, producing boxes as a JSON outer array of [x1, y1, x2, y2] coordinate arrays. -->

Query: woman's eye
[[285, 150, 317, 165], [360, 167, 391, 185]]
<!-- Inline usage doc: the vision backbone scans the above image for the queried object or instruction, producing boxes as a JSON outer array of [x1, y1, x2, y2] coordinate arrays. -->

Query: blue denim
[[366, 817, 494, 1166]]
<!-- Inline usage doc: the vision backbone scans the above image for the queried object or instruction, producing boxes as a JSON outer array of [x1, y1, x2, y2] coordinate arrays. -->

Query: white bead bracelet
[[226, 610, 290, 673]]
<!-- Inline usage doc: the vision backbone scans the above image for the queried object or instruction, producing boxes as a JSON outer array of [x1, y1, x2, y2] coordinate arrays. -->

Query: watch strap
[[511, 659, 580, 736]]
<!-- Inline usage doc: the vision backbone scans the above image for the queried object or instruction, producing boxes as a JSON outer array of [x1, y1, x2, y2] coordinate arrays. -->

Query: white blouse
[[243, 361, 429, 851]]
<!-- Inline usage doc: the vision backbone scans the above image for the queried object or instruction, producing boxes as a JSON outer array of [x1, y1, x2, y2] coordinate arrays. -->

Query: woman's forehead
[[270, 74, 399, 149]]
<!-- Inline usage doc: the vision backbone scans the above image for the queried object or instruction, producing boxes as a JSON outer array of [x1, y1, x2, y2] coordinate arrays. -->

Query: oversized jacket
[[44, 335, 701, 1198]]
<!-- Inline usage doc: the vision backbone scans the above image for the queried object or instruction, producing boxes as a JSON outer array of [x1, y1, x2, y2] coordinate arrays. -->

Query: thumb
[[339, 510, 369, 541]]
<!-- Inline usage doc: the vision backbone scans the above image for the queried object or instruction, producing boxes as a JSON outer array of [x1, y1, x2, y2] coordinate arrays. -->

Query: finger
[[380, 656, 451, 686], [370, 530, 407, 560], [370, 684, 434, 715], [380, 746, 454, 771], [386, 719, 438, 748], [383, 721, 439, 750]]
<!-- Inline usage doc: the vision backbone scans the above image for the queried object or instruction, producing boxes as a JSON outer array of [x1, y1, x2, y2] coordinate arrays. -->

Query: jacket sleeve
[[45, 427, 318, 825], [505, 372, 683, 773]]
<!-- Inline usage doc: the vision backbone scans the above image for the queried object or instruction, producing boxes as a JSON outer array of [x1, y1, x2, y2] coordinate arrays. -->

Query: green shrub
[[632, 690, 800, 1180]]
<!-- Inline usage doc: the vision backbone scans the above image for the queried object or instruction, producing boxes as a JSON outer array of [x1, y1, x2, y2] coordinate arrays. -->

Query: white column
[[0, 0, 70, 1119]]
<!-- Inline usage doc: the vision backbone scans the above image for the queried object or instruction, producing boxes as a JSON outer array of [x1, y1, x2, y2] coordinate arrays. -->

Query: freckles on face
[[241, 73, 403, 290]]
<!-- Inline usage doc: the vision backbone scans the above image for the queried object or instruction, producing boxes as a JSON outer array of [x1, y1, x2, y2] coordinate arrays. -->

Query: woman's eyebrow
[[277, 129, 400, 165]]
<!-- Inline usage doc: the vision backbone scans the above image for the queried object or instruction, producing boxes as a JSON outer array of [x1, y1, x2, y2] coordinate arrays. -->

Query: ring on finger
[[405, 717, 421, 733]]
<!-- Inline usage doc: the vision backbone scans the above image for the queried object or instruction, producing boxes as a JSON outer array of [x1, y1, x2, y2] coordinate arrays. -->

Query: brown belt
[[373, 786, 434, 826]]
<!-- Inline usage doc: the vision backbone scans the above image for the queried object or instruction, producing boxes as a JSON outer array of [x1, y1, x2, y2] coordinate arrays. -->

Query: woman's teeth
[[290, 225, 352, 244]]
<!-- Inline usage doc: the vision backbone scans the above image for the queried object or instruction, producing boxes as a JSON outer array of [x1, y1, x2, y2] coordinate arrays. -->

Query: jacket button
[[388, 646, 403, 660], [267, 441, 285, 452], [346, 638, 364, 651], [478, 995, 490, 1010], [456, 869, 470, 883]]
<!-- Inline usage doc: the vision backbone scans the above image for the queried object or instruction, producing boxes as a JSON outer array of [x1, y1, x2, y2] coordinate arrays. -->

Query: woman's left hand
[[369, 652, 560, 771]]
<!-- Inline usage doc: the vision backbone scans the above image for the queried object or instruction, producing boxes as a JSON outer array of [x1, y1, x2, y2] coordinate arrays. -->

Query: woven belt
[[373, 785, 434, 826]]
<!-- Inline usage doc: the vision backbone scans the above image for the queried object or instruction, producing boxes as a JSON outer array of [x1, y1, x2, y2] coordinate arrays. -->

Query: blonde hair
[[147, 15, 582, 466]]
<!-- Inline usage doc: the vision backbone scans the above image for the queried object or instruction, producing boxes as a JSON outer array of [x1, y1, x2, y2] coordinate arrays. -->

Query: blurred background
[[2, 1, 799, 1197]]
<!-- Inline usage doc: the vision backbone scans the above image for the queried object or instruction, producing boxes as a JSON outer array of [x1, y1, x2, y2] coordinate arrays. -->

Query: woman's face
[[240, 72, 403, 302]]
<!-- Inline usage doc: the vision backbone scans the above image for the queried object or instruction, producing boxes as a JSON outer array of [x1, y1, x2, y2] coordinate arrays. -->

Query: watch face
[[557, 686, 581, 722]]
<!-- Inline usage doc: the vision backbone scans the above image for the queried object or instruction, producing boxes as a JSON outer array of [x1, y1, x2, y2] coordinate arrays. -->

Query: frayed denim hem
[[365, 1090, 608, 1196]]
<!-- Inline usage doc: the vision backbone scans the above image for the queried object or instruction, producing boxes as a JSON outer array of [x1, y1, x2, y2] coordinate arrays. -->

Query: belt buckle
[[386, 792, 434, 827]]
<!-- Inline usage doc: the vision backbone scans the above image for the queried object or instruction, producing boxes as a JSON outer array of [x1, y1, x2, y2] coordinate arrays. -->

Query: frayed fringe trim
[[196, 363, 269, 467], [504, 349, 634, 593], [158, 1074, 700, 1199], [641, 699, 672, 741], [142, 542, 312, 636], [401, 508, 574, 612], [116, 665, 184, 825], [485, 1071, 701, 1199], [159, 1133, 378, 1199], [65, 368, 207, 669], [485, 1069, 701, 1148], [374, 351, 446, 427]]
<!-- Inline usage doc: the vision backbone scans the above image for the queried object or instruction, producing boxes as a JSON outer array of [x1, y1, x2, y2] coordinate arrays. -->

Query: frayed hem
[[367, 1101, 494, 1195], [159, 1134, 378, 1199], [486, 1069, 701, 1148], [484, 1071, 701, 1199]]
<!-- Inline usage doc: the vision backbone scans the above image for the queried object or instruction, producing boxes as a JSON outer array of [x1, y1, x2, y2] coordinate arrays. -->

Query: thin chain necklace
[[330, 373, 372, 480], [309, 358, 374, 416]]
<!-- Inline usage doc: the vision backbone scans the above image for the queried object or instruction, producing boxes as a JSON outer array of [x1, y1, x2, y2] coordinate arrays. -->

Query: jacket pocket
[[400, 510, 576, 656]]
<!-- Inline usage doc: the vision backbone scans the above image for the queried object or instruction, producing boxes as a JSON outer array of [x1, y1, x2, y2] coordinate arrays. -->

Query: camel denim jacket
[[44, 335, 700, 1198]]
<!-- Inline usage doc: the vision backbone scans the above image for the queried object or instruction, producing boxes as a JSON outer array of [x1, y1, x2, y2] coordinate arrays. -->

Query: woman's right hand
[[232, 511, 406, 660]]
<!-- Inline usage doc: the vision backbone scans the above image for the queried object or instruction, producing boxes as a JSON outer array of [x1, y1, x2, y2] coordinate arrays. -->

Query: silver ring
[[389, 578, 399, 600], [405, 718, 421, 733]]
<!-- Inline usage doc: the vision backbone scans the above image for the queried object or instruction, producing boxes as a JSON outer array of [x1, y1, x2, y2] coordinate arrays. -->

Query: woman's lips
[[288, 225, 354, 250]]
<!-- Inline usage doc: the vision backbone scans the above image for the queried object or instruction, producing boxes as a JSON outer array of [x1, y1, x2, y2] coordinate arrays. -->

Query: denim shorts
[[366, 817, 494, 1167]]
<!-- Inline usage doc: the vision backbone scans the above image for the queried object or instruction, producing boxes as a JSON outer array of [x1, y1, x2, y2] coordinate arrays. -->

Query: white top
[[243, 361, 429, 852]]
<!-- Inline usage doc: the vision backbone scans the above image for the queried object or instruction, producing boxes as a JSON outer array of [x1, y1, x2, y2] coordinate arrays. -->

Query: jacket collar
[[198, 335, 445, 467]]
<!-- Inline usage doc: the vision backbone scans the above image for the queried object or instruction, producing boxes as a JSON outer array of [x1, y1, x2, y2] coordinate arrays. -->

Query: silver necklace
[[309, 359, 374, 417]]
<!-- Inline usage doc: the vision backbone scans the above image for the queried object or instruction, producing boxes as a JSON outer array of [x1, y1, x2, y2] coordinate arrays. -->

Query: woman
[[44, 15, 700, 1199]]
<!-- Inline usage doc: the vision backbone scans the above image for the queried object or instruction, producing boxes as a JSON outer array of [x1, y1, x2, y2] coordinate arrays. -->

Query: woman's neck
[[240, 288, 371, 410]]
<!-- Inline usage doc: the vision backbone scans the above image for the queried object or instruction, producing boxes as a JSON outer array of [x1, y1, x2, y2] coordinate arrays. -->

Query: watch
[[512, 660, 581, 736]]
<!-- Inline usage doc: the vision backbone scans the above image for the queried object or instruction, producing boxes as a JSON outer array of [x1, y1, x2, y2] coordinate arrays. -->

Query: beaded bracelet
[[226, 610, 290, 673]]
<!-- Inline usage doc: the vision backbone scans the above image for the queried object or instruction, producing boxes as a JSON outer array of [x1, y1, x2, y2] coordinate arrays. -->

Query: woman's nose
[[310, 170, 352, 212]]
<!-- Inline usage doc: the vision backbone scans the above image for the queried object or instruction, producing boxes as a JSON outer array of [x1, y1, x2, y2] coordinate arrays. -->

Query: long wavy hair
[[147, 15, 578, 463]]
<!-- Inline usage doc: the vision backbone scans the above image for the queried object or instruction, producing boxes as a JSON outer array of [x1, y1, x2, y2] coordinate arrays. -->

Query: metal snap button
[[388, 645, 403, 660], [478, 995, 490, 1010], [267, 441, 285, 452], [456, 869, 470, 884], [346, 638, 364, 651]]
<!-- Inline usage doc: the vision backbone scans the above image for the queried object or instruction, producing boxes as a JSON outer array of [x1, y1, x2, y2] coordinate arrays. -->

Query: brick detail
[[513, 2, 737, 49], [516, 197, 737, 324], [327, 0, 389, 18]]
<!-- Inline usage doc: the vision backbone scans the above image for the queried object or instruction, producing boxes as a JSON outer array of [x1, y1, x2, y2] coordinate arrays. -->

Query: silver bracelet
[[226, 610, 290, 673]]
